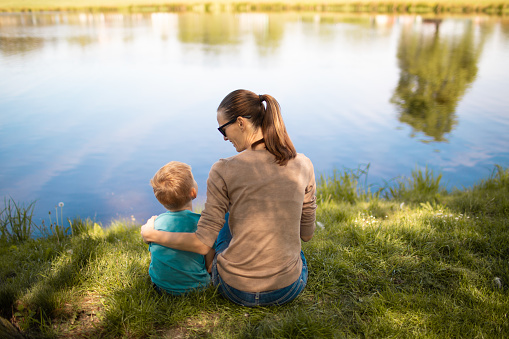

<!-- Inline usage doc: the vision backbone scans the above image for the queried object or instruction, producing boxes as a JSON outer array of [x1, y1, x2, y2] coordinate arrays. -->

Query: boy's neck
[[168, 201, 193, 212]]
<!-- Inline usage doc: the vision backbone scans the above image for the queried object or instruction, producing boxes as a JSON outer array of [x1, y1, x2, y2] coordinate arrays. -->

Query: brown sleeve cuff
[[300, 160, 317, 237]]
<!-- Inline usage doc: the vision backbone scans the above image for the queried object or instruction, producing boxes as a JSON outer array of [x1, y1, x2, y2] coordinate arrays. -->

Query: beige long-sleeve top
[[195, 148, 317, 292]]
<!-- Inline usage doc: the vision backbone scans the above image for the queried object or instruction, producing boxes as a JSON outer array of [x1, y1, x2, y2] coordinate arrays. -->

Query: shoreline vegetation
[[1, 0, 509, 14], [1, 165, 508, 337]]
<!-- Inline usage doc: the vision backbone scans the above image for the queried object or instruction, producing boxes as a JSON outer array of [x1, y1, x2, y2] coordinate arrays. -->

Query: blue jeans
[[211, 221, 308, 307]]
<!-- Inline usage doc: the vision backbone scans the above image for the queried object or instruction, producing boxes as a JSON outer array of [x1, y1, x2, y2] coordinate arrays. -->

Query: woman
[[141, 89, 317, 306]]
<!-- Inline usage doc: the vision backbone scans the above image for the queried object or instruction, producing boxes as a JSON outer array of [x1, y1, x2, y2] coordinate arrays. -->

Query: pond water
[[1, 12, 508, 227]]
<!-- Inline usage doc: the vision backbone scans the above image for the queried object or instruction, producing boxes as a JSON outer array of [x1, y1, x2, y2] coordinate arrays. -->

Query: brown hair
[[217, 89, 297, 166], [150, 161, 194, 210]]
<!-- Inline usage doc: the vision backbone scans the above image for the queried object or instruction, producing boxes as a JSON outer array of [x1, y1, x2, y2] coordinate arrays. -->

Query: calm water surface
[[1, 12, 508, 226]]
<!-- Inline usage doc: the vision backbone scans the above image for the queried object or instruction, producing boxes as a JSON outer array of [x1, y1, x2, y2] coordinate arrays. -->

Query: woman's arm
[[301, 234, 313, 242], [300, 161, 317, 242], [140, 216, 212, 255], [205, 248, 216, 273]]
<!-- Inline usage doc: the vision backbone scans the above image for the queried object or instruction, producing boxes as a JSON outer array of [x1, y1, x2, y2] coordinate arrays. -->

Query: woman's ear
[[239, 116, 249, 132]]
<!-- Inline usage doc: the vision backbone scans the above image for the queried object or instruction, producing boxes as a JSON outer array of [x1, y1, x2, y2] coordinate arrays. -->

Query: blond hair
[[150, 161, 194, 210]]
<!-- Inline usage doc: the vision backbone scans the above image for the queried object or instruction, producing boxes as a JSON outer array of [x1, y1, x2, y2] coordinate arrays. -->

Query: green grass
[[1, 165, 508, 338], [0, 0, 508, 14], [0, 198, 34, 243]]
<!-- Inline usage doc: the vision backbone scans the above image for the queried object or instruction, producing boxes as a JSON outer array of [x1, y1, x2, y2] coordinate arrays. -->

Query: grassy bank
[[1, 165, 508, 338], [0, 0, 508, 14]]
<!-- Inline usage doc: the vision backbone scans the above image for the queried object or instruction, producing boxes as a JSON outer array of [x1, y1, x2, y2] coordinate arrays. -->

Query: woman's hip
[[211, 250, 308, 307]]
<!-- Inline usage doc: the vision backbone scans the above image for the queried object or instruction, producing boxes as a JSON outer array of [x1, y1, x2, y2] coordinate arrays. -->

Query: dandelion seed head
[[59, 202, 64, 207], [494, 277, 503, 289]]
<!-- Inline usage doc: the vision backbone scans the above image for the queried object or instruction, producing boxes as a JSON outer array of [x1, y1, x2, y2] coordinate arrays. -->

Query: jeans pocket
[[270, 278, 305, 306], [221, 281, 257, 307]]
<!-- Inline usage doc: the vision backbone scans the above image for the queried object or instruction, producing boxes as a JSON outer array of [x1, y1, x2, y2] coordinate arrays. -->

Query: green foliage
[[446, 165, 509, 217], [1, 0, 509, 14], [385, 165, 445, 203], [0, 197, 36, 243], [317, 164, 382, 204], [318, 164, 446, 206], [67, 216, 95, 236], [239, 310, 337, 338]]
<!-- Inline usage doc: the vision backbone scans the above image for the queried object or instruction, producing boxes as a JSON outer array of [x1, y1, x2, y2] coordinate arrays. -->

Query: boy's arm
[[141, 216, 211, 255], [204, 248, 215, 273]]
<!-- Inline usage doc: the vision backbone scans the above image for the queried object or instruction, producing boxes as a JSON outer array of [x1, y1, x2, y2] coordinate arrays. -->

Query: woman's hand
[[140, 216, 212, 255], [140, 216, 157, 243]]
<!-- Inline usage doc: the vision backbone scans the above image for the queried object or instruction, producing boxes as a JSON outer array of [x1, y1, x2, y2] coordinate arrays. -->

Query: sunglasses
[[217, 115, 251, 137]]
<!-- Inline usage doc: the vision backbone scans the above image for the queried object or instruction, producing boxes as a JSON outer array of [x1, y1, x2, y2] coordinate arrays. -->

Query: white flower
[[494, 277, 502, 289], [58, 202, 64, 207]]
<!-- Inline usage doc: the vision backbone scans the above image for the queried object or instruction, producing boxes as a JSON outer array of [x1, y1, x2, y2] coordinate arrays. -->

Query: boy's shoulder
[[155, 210, 201, 233]]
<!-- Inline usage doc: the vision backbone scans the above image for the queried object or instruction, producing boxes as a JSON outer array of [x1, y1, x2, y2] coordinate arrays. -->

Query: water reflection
[[391, 17, 483, 142], [0, 12, 391, 56], [0, 12, 508, 225], [179, 13, 240, 45]]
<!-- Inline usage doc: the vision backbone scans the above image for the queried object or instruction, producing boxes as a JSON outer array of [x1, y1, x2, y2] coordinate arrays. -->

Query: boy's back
[[149, 210, 210, 295]]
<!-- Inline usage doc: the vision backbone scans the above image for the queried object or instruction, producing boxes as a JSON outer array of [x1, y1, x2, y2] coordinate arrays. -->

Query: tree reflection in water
[[391, 18, 483, 142]]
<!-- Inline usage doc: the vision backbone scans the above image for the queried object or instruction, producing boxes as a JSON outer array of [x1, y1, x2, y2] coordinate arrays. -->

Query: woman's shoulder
[[210, 151, 313, 172], [211, 154, 236, 169], [295, 152, 311, 161], [212, 150, 254, 166], [208, 155, 237, 178], [294, 153, 314, 167]]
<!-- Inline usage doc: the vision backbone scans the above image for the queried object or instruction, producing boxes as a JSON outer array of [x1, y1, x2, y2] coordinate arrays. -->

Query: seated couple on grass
[[141, 89, 317, 307]]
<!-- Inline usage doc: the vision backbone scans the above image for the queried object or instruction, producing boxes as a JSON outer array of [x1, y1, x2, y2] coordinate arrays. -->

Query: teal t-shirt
[[148, 210, 210, 295]]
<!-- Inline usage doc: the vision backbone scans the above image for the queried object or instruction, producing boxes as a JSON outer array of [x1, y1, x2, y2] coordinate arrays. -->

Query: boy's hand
[[140, 216, 157, 243]]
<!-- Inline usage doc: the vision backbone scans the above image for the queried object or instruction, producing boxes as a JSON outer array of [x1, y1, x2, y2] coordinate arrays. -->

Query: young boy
[[147, 161, 215, 295]]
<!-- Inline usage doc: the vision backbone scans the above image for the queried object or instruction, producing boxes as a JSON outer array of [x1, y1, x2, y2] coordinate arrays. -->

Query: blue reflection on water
[[0, 12, 508, 228]]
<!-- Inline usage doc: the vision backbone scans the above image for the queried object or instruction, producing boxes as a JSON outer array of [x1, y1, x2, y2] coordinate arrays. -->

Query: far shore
[[1, 0, 508, 14]]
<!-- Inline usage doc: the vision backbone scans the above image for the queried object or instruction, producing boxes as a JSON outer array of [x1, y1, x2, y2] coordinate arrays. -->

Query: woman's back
[[196, 149, 316, 292]]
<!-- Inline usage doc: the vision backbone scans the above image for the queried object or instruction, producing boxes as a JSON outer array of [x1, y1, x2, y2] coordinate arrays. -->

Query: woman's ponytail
[[259, 94, 297, 166]]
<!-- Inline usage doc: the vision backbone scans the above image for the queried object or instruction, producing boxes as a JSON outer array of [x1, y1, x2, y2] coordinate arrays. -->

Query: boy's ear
[[190, 187, 197, 200]]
